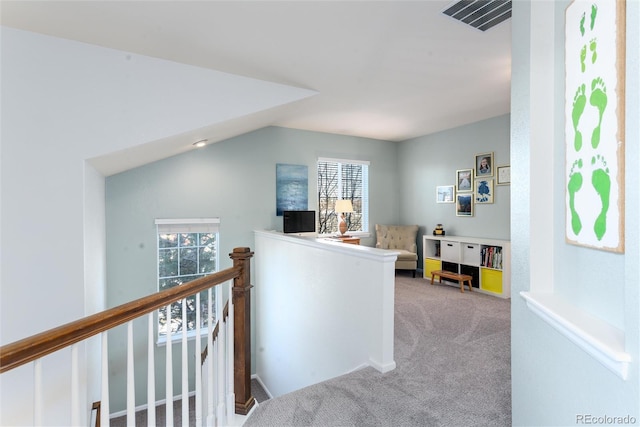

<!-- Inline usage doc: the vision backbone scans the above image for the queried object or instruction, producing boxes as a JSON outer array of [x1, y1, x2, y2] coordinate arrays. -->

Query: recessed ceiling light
[[193, 139, 208, 148]]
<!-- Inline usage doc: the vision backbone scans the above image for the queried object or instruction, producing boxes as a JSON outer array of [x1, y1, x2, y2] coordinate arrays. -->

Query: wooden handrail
[[200, 301, 229, 365], [0, 265, 240, 374]]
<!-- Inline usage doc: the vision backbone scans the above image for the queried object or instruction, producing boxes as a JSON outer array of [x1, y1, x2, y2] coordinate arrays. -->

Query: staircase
[[0, 247, 255, 426]]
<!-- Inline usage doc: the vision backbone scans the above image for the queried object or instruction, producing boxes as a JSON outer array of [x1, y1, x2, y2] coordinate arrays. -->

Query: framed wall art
[[565, 0, 625, 253], [475, 152, 494, 177], [436, 185, 455, 203], [456, 194, 474, 217], [456, 169, 473, 192], [276, 163, 308, 216], [496, 165, 511, 185], [475, 179, 494, 204]]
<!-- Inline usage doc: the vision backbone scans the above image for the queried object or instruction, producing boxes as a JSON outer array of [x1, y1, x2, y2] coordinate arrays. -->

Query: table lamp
[[334, 199, 354, 236]]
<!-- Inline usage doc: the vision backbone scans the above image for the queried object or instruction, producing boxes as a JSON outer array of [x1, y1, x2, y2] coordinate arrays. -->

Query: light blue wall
[[103, 1, 640, 421], [511, 1, 640, 425], [105, 126, 400, 411], [398, 114, 511, 261], [106, 118, 513, 411]]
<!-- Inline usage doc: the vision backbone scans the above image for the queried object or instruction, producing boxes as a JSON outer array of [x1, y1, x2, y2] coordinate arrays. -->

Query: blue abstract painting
[[276, 164, 308, 216]]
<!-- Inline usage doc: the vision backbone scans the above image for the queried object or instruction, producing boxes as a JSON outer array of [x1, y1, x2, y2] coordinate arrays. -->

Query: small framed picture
[[475, 152, 494, 177], [456, 193, 474, 217], [436, 185, 455, 203], [496, 165, 511, 185], [475, 179, 494, 204], [456, 169, 473, 192]]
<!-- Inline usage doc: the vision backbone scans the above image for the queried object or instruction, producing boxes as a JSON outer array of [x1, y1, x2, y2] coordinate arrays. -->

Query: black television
[[283, 210, 316, 234]]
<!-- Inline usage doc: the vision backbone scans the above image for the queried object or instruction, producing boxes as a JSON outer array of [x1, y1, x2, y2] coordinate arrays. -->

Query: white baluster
[[166, 304, 173, 427], [213, 340, 220, 425], [216, 286, 226, 425], [71, 344, 80, 426], [148, 313, 156, 426], [195, 292, 203, 427], [101, 333, 110, 427], [34, 358, 42, 426], [182, 299, 188, 427], [226, 280, 235, 420], [127, 321, 135, 426], [206, 289, 214, 426]]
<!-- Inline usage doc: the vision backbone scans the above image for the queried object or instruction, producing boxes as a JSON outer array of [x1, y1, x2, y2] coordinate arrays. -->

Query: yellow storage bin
[[481, 268, 503, 294], [424, 259, 442, 278]]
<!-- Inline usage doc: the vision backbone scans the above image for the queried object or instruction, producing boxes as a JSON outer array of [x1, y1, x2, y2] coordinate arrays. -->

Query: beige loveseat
[[375, 224, 419, 277]]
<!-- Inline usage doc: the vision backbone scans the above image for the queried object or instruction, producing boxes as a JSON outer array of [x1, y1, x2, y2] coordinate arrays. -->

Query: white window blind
[[155, 218, 220, 234], [317, 158, 369, 235]]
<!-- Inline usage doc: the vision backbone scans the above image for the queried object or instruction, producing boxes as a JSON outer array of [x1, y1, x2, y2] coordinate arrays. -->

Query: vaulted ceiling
[[2, 0, 511, 164]]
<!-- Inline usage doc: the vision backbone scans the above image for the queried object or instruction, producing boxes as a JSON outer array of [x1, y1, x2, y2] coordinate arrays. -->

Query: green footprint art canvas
[[565, 0, 625, 253]]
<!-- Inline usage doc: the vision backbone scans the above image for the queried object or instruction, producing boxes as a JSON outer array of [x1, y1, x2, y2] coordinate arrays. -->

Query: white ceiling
[[1, 0, 511, 157]]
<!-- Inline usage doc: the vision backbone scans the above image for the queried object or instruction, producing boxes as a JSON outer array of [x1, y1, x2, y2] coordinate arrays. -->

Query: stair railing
[[0, 247, 255, 426]]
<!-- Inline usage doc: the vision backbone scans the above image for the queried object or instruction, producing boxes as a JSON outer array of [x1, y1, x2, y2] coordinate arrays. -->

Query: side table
[[336, 236, 360, 245]]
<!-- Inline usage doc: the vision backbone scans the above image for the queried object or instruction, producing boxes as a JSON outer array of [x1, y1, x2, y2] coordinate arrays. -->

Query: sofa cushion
[[395, 249, 418, 262]]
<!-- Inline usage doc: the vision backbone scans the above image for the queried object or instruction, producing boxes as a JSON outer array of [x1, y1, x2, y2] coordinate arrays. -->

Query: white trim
[[155, 218, 220, 233], [318, 156, 370, 165], [368, 358, 396, 373], [155, 218, 220, 225], [255, 230, 398, 263], [251, 374, 274, 400], [156, 327, 208, 346], [156, 218, 220, 342], [317, 159, 370, 234], [520, 292, 631, 380]]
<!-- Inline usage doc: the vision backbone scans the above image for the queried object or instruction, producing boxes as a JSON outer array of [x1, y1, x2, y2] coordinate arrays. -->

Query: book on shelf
[[481, 246, 502, 269]]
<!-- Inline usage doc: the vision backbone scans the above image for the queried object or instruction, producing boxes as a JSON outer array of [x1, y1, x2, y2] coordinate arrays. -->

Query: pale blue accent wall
[[105, 126, 399, 412], [398, 114, 511, 262], [102, 1, 640, 421], [105, 117, 516, 412], [511, 1, 640, 425]]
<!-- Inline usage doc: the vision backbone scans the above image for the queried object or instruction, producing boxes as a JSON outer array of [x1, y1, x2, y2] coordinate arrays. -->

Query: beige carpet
[[112, 274, 511, 426], [245, 274, 511, 427]]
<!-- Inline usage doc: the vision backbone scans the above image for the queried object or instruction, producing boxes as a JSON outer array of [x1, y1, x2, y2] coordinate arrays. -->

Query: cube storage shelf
[[423, 235, 511, 298]]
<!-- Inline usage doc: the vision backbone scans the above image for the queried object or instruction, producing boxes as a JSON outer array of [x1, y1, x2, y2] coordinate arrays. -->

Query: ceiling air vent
[[442, 0, 512, 32]]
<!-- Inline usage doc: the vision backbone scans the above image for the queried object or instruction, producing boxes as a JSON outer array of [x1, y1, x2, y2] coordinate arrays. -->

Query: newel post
[[230, 247, 255, 415]]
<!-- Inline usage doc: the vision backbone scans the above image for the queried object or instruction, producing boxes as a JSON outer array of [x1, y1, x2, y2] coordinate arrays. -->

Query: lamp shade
[[334, 199, 354, 213]]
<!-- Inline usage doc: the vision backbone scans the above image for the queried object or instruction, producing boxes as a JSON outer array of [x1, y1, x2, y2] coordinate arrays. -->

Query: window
[[155, 218, 220, 340], [317, 158, 369, 235]]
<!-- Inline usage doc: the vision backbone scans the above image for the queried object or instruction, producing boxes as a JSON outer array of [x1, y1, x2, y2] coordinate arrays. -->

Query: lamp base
[[339, 220, 347, 235]]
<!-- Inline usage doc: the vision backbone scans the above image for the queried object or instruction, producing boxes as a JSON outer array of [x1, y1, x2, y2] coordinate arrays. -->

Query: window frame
[[155, 218, 220, 344], [317, 157, 370, 236]]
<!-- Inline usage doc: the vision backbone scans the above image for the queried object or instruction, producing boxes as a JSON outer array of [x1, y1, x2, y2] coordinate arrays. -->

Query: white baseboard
[[348, 363, 369, 373], [369, 358, 396, 373], [251, 373, 274, 399]]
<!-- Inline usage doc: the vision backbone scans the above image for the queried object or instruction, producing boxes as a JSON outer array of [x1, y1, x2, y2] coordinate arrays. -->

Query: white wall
[[2, 28, 99, 426], [253, 231, 397, 397], [0, 27, 313, 425], [104, 126, 400, 413], [83, 164, 107, 409], [511, 1, 640, 425]]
